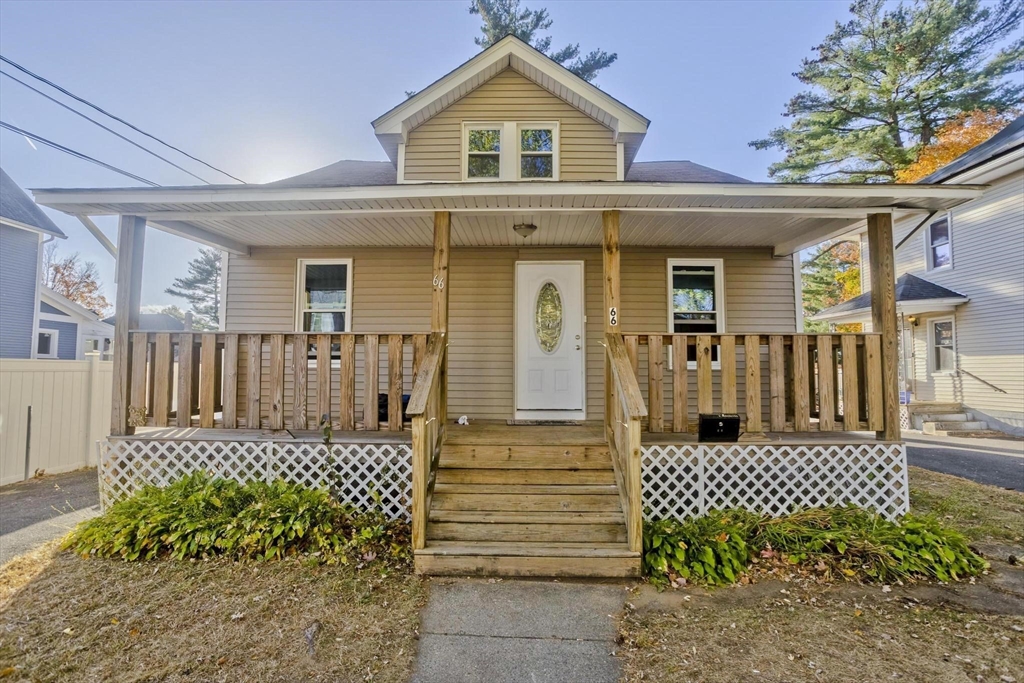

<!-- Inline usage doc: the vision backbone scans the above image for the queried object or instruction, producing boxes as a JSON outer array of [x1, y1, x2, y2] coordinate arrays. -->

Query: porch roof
[[31, 181, 984, 256], [811, 273, 969, 324]]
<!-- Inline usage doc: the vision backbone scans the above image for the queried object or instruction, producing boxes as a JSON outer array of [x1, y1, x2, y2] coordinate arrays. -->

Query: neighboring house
[[0, 167, 67, 359], [814, 116, 1024, 436], [34, 36, 986, 576], [37, 287, 115, 360]]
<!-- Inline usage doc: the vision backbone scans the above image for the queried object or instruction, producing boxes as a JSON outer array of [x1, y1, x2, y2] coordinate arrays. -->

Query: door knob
[[575, 345, 581, 350]]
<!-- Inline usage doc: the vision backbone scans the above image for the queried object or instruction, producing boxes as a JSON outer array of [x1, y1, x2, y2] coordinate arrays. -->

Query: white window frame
[[37, 329, 59, 358], [461, 121, 560, 182], [667, 258, 726, 370], [294, 258, 353, 333], [927, 315, 956, 376], [925, 213, 953, 272]]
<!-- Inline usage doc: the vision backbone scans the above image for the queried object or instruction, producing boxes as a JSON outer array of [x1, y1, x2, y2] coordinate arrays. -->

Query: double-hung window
[[37, 330, 59, 358], [929, 317, 955, 374], [463, 122, 558, 181], [296, 259, 352, 332], [667, 259, 725, 367], [926, 216, 952, 270]]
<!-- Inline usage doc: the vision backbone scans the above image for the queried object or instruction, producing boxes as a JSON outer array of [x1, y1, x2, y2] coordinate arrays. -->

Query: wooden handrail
[[410, 332, 447, 550], [407, 333, 446, 416], [604, 333, 646, 554], [605, 334, 647, 419]]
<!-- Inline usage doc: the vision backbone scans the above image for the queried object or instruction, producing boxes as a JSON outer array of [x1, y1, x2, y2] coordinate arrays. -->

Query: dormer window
[[463, 122, 559, 181]]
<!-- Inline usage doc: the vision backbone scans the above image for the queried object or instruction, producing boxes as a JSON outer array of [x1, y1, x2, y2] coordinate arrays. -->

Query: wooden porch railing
[[621, 333, 889, 434], [123, 331, 428, 431], [605, 334, 647, 553], [407, 332, 447, 550]]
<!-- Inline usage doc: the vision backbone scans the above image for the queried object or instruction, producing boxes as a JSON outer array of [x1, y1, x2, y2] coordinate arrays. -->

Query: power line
[[0, 54, 247, 184], [0, 121, 160, 187], [1, 70, 212, 184]]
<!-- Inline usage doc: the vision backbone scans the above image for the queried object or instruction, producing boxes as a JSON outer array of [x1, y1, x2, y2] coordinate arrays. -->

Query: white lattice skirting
[[643, 443, 909, 521], [98, 440, 412, 520]]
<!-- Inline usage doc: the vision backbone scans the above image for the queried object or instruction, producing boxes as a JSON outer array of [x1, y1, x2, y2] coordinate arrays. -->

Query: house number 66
[[433, 275, 445, 290], [608, 307, 618, 326]]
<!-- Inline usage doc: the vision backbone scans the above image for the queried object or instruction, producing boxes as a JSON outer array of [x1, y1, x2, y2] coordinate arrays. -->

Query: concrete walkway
[[413, 579, 626, 683], [0, 469, 100, 565], [904, 432, 1024, 491]]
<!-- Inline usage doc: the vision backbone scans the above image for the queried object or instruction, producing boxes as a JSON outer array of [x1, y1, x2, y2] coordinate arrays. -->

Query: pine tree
[[468, 0, 617, 82], [165, 248, 222, 328], [751, 0, 1023, 182]]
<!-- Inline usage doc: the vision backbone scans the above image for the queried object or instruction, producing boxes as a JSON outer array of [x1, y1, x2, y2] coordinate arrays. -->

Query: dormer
[[371, 35, 649, 184]]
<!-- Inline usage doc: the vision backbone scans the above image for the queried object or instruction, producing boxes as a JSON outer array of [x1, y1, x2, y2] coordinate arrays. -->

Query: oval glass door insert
[[535, 281, 563, 353]]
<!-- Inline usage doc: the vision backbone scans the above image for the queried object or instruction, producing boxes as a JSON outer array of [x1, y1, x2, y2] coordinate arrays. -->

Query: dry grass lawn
[[618, 465, 1024, 683], [0, 541, 425, 682]]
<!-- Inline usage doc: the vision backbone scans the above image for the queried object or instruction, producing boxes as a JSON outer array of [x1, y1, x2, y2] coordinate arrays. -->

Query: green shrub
[[63, 473, 410, 565], [643, 506, 987, 586], [643, 510, 759, 587]]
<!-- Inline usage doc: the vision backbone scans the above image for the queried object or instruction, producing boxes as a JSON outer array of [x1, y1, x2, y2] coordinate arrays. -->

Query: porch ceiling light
[[513, 223, 538, 239]]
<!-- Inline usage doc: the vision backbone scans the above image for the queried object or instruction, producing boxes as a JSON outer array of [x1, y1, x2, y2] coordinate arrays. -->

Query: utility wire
[[1, 70, 212, 184], [0, 54, 247, 183], [0, 121, 160, 187]]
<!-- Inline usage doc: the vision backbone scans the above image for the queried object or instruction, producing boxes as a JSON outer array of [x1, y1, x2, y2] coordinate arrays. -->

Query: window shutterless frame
[[462, 121, 560, 181], [517, 122, 559, 181], [927, 315, 956, 375], [294, 258, 353, 332], [925, 213, 953, 271], [37, 329, 59, 358], [666, 258, 726, 370]]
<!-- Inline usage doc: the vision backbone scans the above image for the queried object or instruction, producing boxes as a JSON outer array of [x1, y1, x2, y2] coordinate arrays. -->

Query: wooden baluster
[[720, 334, 737, 413], [222, 335, 238, 429], [793, 336, 810, 431], [626, 416, 642, 553], [129, 333, 149, 427], [153, 333, 173, 427], [316, 334, 332, 427], [841, 335, 860, 430], [817, 335, 835, 431], [200, 333, 217, 428], [363, 334, 380, 431], [744, 335, 762, 433], [865, 335, 884, 431], [267, 334, 284, 430], [339, 335, 356, 430], [412, 334, 426, 379], [176, 333, 194, 428], [624, 335, 639, 377], [190, 339, 200, 420], [696, 335, 713, 415], [672, 335, 688, 433], [246, 334, 262, 429], [768, 335, 785, 431], [292, 335, 309, 430], [388, 335, 404, 431], [648, 334, 664, 432]]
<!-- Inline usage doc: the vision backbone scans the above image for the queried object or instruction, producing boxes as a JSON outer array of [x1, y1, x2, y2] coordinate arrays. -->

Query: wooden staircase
[[413, 424, 641, 577]]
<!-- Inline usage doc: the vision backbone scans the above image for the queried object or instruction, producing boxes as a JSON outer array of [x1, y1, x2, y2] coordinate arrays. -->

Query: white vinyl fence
[[0, 355, 112, 486]]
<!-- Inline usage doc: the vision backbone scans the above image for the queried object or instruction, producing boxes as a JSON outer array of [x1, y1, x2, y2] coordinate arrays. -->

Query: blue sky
[[1, 0, 856, 309]]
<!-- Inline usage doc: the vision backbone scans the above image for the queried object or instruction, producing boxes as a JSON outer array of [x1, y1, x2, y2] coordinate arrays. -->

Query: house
[[814, 116, 1023, 436], [37, 286, 115, 360], [0, 167, 69, 359], [32, 36, 986, 576]]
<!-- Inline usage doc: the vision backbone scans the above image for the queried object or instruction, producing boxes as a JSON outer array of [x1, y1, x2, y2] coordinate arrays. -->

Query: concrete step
[[922, 420, 989, 434], [941, 430, 1014, 438], [916, 413, 970, 422]]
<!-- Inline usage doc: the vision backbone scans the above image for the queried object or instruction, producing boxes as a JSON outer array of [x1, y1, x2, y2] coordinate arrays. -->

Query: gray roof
[[919, 115, 1024, 184], [815, 273, 967, 318], [102, 313, 186, 331], [0, 168, 65, 237], [254, 158, 749, 188]]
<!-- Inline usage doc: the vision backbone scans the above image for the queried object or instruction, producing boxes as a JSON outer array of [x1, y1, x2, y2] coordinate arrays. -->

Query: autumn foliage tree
[[896, 109, 1017, 182], [43, 243, 111, 315], [802, 240, 862, 333]]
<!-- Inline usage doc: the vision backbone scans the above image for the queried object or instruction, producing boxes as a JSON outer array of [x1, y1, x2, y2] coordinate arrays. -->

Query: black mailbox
[[698, 413, 740, 443]]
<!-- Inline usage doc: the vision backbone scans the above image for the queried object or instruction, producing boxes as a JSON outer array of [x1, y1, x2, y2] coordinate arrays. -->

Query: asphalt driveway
[[0, 469, 100, 565], [905, 433, 1024, 492]]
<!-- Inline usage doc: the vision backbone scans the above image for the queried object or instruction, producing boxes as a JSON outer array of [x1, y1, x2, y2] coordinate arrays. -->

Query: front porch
[[30, 182, 980, 576]]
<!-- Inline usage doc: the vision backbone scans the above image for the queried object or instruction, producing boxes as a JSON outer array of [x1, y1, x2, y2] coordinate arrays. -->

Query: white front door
[[515, 261, 586, 416]]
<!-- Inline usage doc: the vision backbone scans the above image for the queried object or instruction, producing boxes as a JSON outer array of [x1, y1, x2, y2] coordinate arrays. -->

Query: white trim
[[616, 143, 624, 181], [925, 212, 953, 272], [294, 258, 353, 332], [461, 121, 505, 182], [0, 215, 65, 239], [75, 215, 117, 257], [30, 233, 45, 359], [927, 315, 956, 376], [36, 328, 60, 358], [793, 252, 804, 332], [396, 142, 407, 184], [218, 250, 229, 331], [513, 260, 587, 419], [145, 219, 249, 255], [667, 258, 726, 370], [461, 121, 560, 182], [516, 122, 559, 181], [812, 296, 969, 324], [40, 286, 106, 321]]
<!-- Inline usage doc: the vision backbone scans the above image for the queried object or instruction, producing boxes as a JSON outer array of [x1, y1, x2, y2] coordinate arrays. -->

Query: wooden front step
[[415, 542, 641, 578]]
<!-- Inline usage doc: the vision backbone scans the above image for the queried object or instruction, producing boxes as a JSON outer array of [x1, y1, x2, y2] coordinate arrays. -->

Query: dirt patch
[[0, 543, 426, 682]]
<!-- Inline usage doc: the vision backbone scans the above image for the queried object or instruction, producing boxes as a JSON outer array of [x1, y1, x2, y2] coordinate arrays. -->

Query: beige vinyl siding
[[892, 171, 1024, 431], [403, 69, 617, 182], [224, 246, 797, 423]]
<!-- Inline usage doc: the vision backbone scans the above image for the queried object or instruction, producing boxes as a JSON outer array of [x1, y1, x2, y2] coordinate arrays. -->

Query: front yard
[[0, 541, 424, 682], [617, 466, 1024, 682]]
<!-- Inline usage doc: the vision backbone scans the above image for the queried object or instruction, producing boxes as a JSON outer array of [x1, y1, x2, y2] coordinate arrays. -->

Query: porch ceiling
[[32, 182, 984, 256]]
